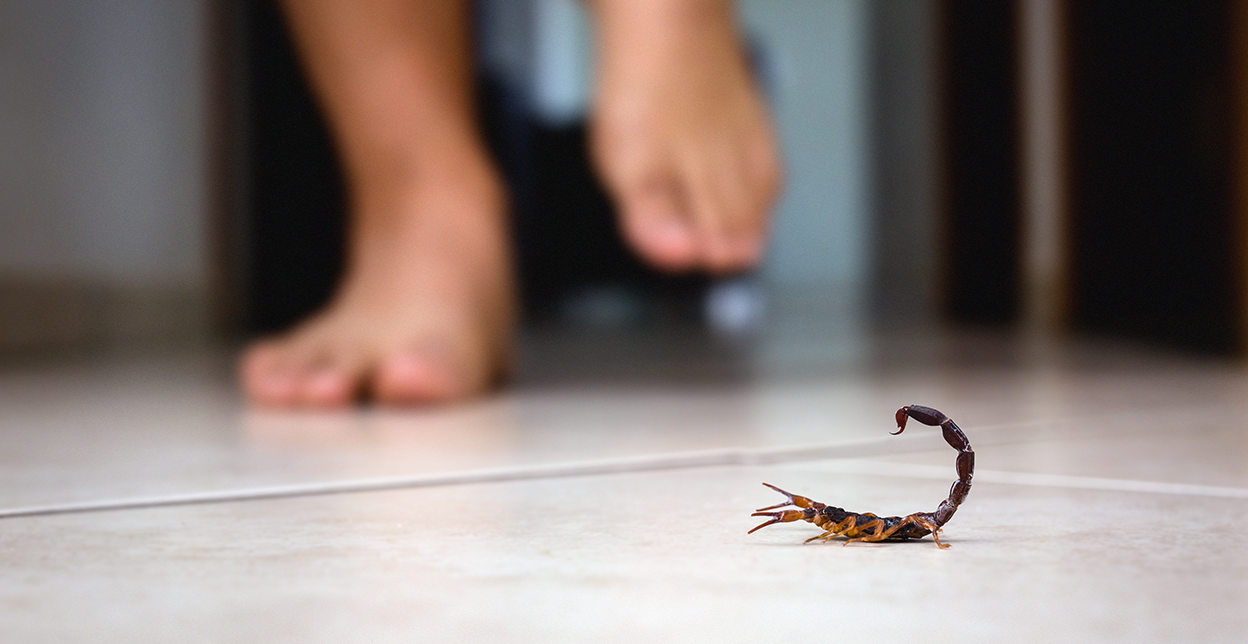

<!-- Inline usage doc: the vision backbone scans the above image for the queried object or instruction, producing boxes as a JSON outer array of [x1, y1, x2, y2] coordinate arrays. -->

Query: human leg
[[587, 0, 782, 273], [241, 0, 515, 406]]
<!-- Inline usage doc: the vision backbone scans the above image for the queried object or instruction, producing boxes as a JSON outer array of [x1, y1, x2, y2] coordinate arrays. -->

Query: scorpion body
[[748, 405, 973, 548]]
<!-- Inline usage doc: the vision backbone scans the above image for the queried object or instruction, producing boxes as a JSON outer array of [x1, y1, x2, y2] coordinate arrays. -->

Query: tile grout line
[[806, 460, 1248, 498], [2, 405, 1242, 520], [976, 469, 1248, 497], [0, 440, 889, 520]]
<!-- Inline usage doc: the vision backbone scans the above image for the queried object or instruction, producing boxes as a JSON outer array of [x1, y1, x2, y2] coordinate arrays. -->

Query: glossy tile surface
[[1, 328, 1246, 642]]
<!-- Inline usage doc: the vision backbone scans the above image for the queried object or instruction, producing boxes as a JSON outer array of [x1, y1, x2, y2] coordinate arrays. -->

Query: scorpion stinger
[[747, 405, 974, 549]]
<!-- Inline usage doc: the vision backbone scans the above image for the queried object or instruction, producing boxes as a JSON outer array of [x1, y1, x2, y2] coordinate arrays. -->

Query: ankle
[[593, 0, 737, 52], [592, 0, 734, 26], [593, 2, 744, 97], [343, 125, 495, 192]]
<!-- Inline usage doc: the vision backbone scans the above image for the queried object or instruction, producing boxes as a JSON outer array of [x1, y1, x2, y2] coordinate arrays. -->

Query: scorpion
[[748, 405, 973, 548]]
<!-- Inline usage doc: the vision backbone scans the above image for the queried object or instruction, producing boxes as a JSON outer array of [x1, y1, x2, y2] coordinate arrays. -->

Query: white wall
[[0, 0, 208, 289], [740, 0, 870, 291]]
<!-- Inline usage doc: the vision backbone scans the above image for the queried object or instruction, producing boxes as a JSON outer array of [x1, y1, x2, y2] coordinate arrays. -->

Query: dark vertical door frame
[[1065, 2, 1240, 353], [938, 0, 1024, 326]]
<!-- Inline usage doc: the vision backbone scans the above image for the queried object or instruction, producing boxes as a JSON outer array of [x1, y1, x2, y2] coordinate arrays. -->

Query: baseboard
[[0, 276, 212, 355]]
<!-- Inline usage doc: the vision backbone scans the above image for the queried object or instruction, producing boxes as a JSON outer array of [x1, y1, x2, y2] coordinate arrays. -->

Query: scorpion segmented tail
[[894, 405, 974, 527]]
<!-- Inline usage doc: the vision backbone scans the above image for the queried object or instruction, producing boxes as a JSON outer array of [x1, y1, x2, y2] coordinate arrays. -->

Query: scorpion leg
[[841, 518, 888, 546], [845, 515, 949, 548], [804, 516, 858, 544], [911, 516, 949, 549]]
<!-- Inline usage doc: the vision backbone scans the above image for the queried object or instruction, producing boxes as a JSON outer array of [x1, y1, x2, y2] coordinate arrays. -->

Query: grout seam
[[800, 460, 1248, 498], [2, 406, 1243, 520]]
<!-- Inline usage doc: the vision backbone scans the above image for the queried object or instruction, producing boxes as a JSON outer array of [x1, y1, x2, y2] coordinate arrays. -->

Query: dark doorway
[[1065, 1, 1240, 353]]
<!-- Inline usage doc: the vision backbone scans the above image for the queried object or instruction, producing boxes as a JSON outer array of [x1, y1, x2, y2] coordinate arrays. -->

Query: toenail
[[645, 219, 695, 247], [307, 369, 347, 395], [379, 351, 463, 401], [398, 352, 455, 382], [255, 370, 298, 402], [636, 219, 699, 268]]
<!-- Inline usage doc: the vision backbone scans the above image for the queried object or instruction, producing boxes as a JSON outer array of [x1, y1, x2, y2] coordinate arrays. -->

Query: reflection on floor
[[1, 320, 1246, 642]]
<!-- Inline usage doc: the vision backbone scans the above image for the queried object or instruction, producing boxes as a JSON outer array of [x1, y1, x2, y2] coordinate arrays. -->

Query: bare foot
[[589, 0, 782, 273], [240, 160, 515, 407], [243, 0, 515, 407]]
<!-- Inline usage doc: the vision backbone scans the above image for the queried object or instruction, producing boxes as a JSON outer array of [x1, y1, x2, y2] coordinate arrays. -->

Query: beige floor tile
[[0, 465, 1243, 643], [1, 329, 1247, 642], [4, 333, 1247, 510], [873, 405, 1248, 488]]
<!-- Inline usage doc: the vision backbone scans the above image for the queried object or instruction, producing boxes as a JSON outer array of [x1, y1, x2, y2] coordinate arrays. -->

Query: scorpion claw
[[747, 510, 808, 534], [757, 482, 819, 511], [750, 483, 826, 534]]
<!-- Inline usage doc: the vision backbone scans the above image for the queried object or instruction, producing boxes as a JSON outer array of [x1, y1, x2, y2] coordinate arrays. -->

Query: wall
[[738, 0, 871, 293], [0, 0, 210, 349], [0, 0, 208, 287]]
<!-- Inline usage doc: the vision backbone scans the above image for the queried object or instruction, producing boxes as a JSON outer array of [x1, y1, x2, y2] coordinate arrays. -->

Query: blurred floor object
[[0, 312, 1245, 642]]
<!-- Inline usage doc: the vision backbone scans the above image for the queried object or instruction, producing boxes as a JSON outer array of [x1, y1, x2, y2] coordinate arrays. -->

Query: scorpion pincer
[[748, 405, 974, 548]]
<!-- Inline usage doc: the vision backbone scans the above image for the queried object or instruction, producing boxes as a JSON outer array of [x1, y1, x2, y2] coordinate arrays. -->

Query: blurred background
[[2, 0, 1247, 363]]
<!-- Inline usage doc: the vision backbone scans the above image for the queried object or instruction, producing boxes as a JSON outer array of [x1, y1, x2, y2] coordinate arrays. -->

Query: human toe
[[703, 231, 765, 273], [298, 366, 358, 408], [620, 190, 701, 271], [373, 348, 472, 405], [241, 348, 302, 407], [633, 217, 700, 270]]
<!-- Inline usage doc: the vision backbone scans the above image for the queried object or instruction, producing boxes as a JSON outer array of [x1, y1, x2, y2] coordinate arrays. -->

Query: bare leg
[[588, 0, 782, 273], [240, 0, 515, 407]]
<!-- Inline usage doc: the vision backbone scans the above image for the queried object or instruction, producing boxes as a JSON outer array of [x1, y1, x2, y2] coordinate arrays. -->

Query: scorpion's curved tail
[[894, 405, 974, 527]]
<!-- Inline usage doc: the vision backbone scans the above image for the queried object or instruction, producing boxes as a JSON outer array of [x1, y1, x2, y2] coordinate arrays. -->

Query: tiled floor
[[1, 322, 1246, 642]]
